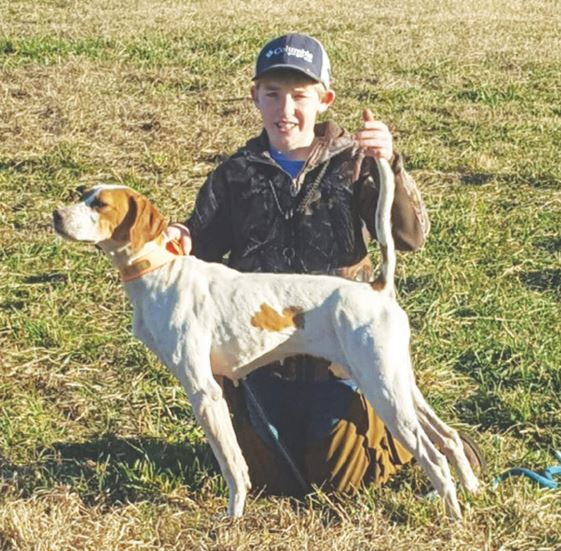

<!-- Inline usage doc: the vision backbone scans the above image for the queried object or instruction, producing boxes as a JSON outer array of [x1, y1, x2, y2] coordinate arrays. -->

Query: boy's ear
[[250, 85, 259, 106], [318, 89, 336, 113]]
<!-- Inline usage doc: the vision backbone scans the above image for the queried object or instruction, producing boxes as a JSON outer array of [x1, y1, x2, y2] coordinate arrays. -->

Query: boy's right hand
[[165, 224, 192, 255]]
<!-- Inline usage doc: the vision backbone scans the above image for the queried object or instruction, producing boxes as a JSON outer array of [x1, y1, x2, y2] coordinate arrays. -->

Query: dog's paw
[[464, 474, 480, 494]]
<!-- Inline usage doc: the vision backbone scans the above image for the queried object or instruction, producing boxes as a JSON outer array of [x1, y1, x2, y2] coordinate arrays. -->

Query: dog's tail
[[371, 157, 396, 296]]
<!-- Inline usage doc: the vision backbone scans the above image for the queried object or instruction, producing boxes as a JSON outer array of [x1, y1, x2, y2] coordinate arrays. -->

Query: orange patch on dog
[[251, 304, 305, 332], [370, 276, 386, 291], [95, 188, 132, 239]]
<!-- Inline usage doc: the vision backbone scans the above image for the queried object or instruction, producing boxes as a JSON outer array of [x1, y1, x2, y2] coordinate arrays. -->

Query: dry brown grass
[[1, 485, 560, 550]]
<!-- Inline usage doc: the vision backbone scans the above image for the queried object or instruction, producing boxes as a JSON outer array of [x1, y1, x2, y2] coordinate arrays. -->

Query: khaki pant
[[222, 378, 413, 497]]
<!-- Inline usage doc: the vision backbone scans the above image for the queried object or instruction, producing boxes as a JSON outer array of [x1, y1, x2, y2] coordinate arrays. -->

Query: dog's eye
[[91, 197, 110, 210]]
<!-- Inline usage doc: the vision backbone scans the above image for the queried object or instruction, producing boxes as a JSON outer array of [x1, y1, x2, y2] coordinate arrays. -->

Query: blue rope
[[492, 450, 561, 490]]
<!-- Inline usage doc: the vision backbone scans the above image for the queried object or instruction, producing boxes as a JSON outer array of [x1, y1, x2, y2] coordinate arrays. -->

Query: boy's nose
[[279, 94, 295, 114]]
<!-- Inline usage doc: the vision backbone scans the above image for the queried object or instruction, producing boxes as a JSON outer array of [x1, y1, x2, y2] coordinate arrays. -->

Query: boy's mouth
[[275, 121, 298, 133]]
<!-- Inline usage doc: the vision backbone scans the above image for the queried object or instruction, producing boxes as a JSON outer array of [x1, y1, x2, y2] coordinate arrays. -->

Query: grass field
[[1, 0, 560, 549]]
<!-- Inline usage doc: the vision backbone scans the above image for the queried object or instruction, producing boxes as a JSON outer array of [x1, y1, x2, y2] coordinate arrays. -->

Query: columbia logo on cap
[[264, 46, 314, 64]]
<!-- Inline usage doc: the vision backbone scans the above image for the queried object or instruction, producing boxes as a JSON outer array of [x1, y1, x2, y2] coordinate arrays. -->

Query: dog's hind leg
[[412, 386, 479, 494], [338, 335, 462, 518], [365, 383, 463, 520]]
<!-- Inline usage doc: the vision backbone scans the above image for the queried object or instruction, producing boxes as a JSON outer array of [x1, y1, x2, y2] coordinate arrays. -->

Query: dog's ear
[[127, 194, 168, 252], [111, 193, 167, 252]]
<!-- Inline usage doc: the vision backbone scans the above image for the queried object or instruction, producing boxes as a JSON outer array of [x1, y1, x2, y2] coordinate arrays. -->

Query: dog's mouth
[[53, 225, 80, 242]]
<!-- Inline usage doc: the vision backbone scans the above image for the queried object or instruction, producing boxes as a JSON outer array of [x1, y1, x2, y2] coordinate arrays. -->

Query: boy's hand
[[354, 109, 393, 162], [165, 224, 192, 255]]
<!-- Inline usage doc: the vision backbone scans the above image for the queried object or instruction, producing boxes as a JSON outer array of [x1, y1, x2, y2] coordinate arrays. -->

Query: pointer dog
[[53, 159, 479, 519]]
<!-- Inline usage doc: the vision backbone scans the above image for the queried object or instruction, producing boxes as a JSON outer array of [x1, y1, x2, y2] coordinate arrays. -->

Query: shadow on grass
[[457, 171, 559, 188], [534, 236, 561, 253], [519, 269, 560, 297], [453, 350, 523, 432], [454, 349, 560, 448], [23, 273, 68, 285], [460, 173, 495, 186], [399, 275, 433, 294], [0, 435, 219, 507]]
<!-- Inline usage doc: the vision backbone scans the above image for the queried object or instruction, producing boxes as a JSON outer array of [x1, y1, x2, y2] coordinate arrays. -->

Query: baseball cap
[[253, 33, 331, 88]]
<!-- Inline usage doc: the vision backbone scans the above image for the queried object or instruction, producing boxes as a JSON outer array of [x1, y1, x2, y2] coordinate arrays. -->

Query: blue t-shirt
[[270, 149, 305, 178]]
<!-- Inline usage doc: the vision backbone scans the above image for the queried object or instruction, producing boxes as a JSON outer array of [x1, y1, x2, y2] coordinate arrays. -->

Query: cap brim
[[253, 64, 322, 83]]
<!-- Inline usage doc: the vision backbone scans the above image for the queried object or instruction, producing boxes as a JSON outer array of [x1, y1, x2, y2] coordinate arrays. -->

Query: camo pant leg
[[302, 392, 413, 492]]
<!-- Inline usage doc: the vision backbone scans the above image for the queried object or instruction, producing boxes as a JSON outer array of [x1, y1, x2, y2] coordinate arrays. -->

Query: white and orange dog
[[53, 159, 479, 519]]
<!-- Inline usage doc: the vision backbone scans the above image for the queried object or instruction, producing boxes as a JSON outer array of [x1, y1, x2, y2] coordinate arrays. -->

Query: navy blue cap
[[254, 33, 331, 88]]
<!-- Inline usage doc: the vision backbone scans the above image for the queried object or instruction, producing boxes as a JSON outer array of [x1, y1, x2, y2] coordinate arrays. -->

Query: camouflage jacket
[[186, 120, 430, 277]]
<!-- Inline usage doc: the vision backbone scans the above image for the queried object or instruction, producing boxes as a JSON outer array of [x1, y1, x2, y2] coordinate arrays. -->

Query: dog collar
[[119, 236, 185, 283]]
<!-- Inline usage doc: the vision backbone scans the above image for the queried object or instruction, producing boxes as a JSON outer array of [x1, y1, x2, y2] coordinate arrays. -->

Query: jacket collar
[[243, 120, 354, 170]]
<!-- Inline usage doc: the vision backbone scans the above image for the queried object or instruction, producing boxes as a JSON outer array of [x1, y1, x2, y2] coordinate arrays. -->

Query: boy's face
[[251, 73, 335, 159]]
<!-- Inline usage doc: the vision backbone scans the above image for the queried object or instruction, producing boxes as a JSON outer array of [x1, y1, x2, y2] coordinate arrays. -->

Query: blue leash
[[492, 450, 561, 490]]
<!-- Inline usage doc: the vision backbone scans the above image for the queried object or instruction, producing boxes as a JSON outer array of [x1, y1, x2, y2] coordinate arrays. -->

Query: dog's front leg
[[171, 355, 251, 517], [190, 381, 251, 517]]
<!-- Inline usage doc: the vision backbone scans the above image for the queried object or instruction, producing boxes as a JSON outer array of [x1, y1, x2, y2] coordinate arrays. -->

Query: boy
[[171, 33, 434, 495]]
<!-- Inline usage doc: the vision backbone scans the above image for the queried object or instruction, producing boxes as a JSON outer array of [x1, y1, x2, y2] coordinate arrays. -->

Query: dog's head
[[53, 185, 167, 253]]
